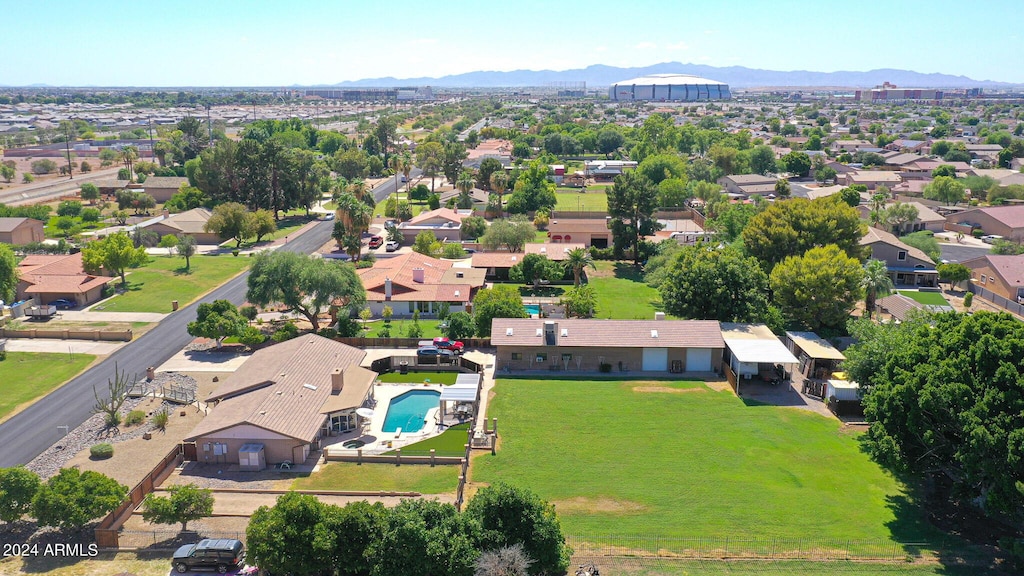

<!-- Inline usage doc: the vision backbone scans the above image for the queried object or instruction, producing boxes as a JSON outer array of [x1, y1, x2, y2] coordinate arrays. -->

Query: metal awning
[[440, 380, 479, 403], [786, 331, 846, 361], [725, 339, 799, 365]]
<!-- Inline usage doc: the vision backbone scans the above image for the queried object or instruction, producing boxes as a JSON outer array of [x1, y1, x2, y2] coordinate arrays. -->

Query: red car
[[433, 337, 464, 352], [368, 236, 384, 249]]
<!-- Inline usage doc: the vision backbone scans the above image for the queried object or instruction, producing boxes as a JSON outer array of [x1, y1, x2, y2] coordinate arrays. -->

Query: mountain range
[[331, 62, 1015, 89]]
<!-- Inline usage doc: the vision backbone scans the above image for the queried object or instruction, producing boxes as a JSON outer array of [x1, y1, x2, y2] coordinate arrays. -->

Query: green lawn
[[364, 320, 445, 338], [897, 290, 950, 306], [95, 255, 251, 313], [555, 190, 607, 212], [385, 423, 470, 456], [472, 378, 938, 545], [0, 352, 96, 422], [378, 371, 459, 384], [588, 261, 668, 320], [587, 560, 974, 576], [290, 461, 458, 494]]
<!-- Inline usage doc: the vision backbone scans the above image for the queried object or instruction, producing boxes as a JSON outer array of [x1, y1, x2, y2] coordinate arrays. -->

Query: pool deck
[[323, 383, 446, 454]]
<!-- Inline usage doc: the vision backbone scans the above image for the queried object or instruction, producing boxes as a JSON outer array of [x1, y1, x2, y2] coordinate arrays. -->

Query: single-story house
[[438, 188, 489, 211], [784, 331, 845, 380], [397, 208, 465, 244], [0, 217, 45, 245], [136, 176, 189, 202], [856, 201, 945, 234], [880, 152, 926, 170], [901, 160, 972, 180], [842, 171, 903, 190], [963, 254, 1024, 303], [141, 208, 221, 244], [356, 251, 486, 316], [717, 174, 778, 196], [875, 293, 935, 322], [945, 205, 1024, 242], [545, 218, 611, 248], [491, 318, 725, 374], [720, 323, 800, 394], [833, 139, 876, 153], [860, 227, 938, 287], [463, 139, 513, 168], [15, 252, 114, 307], [470, 242, 586, 279], [185, 334, 377, 466], [584, 160, 637, 181]]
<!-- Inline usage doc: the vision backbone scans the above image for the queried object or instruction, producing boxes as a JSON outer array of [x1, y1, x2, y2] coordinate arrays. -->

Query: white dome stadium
[[609, 73, 731, 102]]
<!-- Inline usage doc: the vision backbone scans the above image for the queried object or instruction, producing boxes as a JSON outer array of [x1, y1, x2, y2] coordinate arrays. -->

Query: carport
[[784, 331, 846, 380], [721, 323, 800, 395]]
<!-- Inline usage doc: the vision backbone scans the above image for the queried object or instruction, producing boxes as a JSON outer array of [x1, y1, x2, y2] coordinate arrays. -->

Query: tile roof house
[[545, 218, 612, 248], [717, 174, 778, 196], [471, 243, 586, 278], [860, 227, 938, 287], [397, 208, 465, 244], [15, 252, 114, 307], [0, 217, 45, 245], [491, 318, 724, 374], [842, 170, 903, 190], [136, 176, 189, 202], [962, 254, 1024, 303], [356, 251, 485, 317], [945, 205, 1024, 241], [140, 208, 222, 244], [185, 334, 377, 465]]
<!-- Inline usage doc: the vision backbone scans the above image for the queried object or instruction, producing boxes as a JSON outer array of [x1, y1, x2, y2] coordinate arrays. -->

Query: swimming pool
[[382, 390, 441, 433], [525, 304, 541, 315]]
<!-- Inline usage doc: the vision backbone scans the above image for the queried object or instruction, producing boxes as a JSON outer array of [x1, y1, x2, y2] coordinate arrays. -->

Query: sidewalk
[[60, 310, 167, 322], [2, 338, 125, 355]]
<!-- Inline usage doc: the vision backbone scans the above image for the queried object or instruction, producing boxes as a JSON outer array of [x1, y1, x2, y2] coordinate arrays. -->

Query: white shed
[[238, 443, 266, 471], [825, 380, 860, 402]]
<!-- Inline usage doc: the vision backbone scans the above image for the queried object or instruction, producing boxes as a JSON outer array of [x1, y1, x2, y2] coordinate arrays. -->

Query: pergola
[[785, 331, 846, 380], [439, 373, 480, 425]]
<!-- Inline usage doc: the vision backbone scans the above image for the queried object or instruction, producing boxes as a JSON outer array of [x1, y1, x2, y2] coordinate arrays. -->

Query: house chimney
[[412, 268, 425, 283], [654, 312, 665, 321], [384, 277, 392, 301], [331, 368, 344, 393], [161, 209, 170, 218]]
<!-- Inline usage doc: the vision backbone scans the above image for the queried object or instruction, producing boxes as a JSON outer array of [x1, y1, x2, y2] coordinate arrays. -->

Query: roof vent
[[454, 290, 460, 297], [259, 411, 267, 415], [506, 328, 514, 336], [560, 328, 568, 337], [511, 256, 517, 262], [540, 247, 546, 253], [456, 271, 464, 278], [303, 383, 317, 391], [536, 328, 543, 337], [651, 330, 659, 338], [276, 391, 283, 395]]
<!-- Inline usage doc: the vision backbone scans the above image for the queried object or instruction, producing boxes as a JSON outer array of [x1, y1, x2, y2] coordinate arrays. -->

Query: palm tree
[[120, 146, 139, 182], [862, 259, 894, 318], [565, 247, 596, 287], [348, 179, 373, 208], [490, 171, 508, 218], [388, 153, 405, 209], [456, 170, 475, 209], [401, 151, 413, 193]]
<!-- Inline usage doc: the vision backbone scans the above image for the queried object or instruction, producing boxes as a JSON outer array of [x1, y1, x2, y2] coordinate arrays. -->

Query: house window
[[897, 250, 907, 261], [980, 274, 987, 284], [562, 353, 573, 362], [511, 352, 522, 361], [535, 353, 548, 363]]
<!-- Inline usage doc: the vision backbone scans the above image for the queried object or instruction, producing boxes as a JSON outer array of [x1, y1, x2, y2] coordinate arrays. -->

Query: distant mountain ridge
[[331, 62, 1015, 89]]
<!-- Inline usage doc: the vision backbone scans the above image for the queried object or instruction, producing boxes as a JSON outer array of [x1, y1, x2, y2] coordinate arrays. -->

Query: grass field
[[0, 352, 96, 422], [472, 378, 938, 544], [385, 423, 470, 456], [588, 261, 668, 320], [378, 371, 459, 384], [364, 320, 445, 338], [290, 461, 458, 494], [897, 290, 950, 306], [95, 255, 250, 313], [555, 190, 607, 212]]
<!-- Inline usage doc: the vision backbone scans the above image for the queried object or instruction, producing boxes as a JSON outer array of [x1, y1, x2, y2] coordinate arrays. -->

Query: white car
[[385, 240, 400, 252], [981, 235, 1004, 244]]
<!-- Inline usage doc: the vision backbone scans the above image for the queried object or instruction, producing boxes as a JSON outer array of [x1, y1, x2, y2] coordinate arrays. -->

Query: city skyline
[[3, 0, 1023, 86]]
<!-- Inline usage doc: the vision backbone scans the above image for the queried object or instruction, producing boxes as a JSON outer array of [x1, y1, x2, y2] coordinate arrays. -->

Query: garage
[[641, 347, 668, 371], [686, 348, 713, 372]]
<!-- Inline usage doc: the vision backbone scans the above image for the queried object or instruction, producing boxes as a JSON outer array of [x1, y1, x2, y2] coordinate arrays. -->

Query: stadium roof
[[611, 74, 728, 86]]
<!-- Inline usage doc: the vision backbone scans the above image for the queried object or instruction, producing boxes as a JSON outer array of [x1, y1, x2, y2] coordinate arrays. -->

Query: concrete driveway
[[158, 349, 252, 373]]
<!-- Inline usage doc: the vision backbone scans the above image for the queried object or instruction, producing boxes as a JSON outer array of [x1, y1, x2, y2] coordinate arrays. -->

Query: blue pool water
[[383, 390, 441, 433], [525, 304, 541, 315]]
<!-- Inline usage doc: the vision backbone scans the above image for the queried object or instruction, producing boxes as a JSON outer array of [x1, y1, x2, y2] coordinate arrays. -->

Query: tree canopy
[[246, 252, 365, 333], [141, 483, 214, 531], [187, 300, 248, 347], [769, 244, 865, 332], [81, 232, 149, 287], [204, 202, 255, 248], [606, 171, 662, 266], [923, 175, 966, 206], [473, 284, 528, 337], [31, 468, 127, 530], [0, 467, 40, 522], [480, 217, 535, 253], [0, 244, 18, 303], [659, 244, 771, 323], [743, 196, 865, 272]]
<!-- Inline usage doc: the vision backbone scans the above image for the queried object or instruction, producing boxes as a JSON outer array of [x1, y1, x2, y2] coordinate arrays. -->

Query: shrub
[[104, 411, 121, 428], [240, 305, 258, 321], [80, 207, 101, 223], [124, 410, 146, 426], [238, 325, 266, 347], [589, 246, 616, 260], [318, 327, 338, 339], [272, 322, 299, 342], [972, 229, 984, 238], [963, 292, 973, 308], [152, 409, 169, 430], [90, 443, 114, 459], [232, 249, 240, 257], [355, 259, 374, 269], [0, 349, 6, 361]]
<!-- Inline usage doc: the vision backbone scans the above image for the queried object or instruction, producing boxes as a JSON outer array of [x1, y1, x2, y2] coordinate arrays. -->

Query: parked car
[[48, 299, 75, 310], [416, 346, 455, 360], [368, 236, 384, 249], [385, 240, 400, 252], [433, 337, 464, 352], [173, 538, 245, 574], [981, 235, 1004, 244]]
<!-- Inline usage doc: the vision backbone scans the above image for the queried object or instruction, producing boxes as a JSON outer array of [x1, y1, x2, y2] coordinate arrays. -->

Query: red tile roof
[[17, 253, 114, 295], [357, 252, 483, 303]]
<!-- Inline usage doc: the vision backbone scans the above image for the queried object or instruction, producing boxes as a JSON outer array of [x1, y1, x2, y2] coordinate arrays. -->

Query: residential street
[[0, 217, 334, 467]]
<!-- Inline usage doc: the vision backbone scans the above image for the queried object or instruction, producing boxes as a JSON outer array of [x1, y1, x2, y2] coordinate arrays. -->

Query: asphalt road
[[0, 167, 122, 206], [372, 168, 422, 204], [0, 219, 334, 467]]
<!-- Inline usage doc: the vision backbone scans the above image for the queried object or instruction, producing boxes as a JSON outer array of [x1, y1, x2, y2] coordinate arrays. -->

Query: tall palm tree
[[489, 171, 508, 218], [401, 151, 413, 193], [388, 153, 405, 210], [565, 247, 596, 287], [456, 170, 475, 209], [862, 259, 894, 318], [120, 146, 139, 182], [348, 179, 373, 208]]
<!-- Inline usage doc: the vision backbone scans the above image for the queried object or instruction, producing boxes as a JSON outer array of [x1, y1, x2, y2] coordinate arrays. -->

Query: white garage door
[[686, 348, 713, 372], [642, 347, 668, 371]]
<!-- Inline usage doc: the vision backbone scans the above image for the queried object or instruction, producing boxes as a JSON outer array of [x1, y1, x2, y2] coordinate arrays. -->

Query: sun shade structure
[[439, 374, 481, 424], [721, 323, 800, 395]]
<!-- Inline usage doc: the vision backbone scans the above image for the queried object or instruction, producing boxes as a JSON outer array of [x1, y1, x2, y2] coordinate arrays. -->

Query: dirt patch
[[552, 496, 647, 514], [632, 386, 706, 394]]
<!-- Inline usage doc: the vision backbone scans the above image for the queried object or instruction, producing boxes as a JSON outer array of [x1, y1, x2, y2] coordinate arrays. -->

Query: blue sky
[[3, 0, 1022, 86]]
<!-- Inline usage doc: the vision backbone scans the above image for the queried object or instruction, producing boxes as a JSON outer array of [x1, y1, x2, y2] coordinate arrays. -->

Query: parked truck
[[24, 305, 57, 319]]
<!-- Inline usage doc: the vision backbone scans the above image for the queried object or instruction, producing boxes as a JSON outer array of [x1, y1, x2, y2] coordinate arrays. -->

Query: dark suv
[[417, 346, 455, 361], [173, 538, 245, 573]]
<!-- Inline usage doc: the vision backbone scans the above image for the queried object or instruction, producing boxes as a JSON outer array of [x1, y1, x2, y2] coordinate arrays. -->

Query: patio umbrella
[[356, 407, 375, 418]]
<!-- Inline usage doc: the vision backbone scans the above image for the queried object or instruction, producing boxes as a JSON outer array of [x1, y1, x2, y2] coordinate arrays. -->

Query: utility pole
[[206, 103, 213, 146], [62, 122, 73, 180], [147, 117, 155, 165], [253, 98, 257, 123]]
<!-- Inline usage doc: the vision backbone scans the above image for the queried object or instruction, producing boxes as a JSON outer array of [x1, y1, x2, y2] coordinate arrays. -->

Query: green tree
[[781, 151, 811, 177], [848, 312, 1024, 518], [507, 160, 556, 213], [461, 215, 488, 240], [445, 311, 476, 340], [473, 284, 528, 337], [316, 500, 388, 576], [489, 171, 509, 217], [31, 468, 127, 530], [247, 492, 333, 576], [774, 178, 791, 198], [901, 230, 941, 262], [204, 202, 255, 248], [247, 251, 365, 333], [931, 164, 957, 178], [368, 499, 481, 576], [0, 163, 14, 183], [442, 242, 467, 259], [79, 182, 100, 203], [442, 141, 468, 185], [743, 196, 865, 272], [607, 171, 663, 266], [564, 247, 595, 287], [456, 170, 476, 209], [560, 284, 597, 318], [770, 244, 865, 332], [814, 165, 837, 184], [165, 185, 208, 212], [657, 177, 690, 208], [412, 230, 442, 257], [178, 234, 197, 270], [57, 200, 83, 217], [510, 254, 563, 289], [480, 216, 535, 252], [706, 203, 757, 243], [31, 159, 57, 175], [659, 244, 770, 322], [252, 209, 277, 243], [862, 259, 894, 318], [477, 157, 504, 190], [937, 262, 971, 290], [416, 141, 444, 193], [637, 153, 687, 185], [748, 145, 777, 176], [187, 299, 247, 347], [0, 244, 18, 303], [141, 483, 214, 531], [158, 234, 179, 256], [81, 231, 148, 287], [923, 175, 966, 205], [0, 467, 41, 522], [465, 483, 572, 576]]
